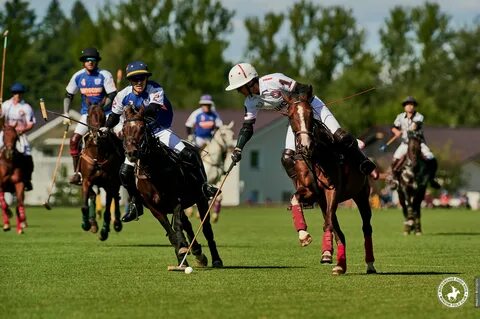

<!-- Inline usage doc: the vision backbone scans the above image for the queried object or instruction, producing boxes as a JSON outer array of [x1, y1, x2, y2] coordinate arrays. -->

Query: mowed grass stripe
[[0, 206, 478, 319]]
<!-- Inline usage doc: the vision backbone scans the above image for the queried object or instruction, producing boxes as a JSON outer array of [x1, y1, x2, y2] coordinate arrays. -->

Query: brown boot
[[69, 155, 82, 185]]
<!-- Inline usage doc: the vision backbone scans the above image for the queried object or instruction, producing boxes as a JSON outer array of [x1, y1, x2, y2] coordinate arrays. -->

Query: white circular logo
[[437, 277, 469, 308]]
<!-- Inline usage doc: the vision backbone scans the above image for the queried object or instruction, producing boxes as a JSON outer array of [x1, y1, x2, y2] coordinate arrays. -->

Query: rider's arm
[[391, 126, 402, 138], [235, 119, 255, 150], [103, 91, 117, 111], [63, 92, 74, 114]]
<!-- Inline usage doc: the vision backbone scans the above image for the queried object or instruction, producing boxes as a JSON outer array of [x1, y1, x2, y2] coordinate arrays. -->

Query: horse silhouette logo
[[437, 277, 469, 307]]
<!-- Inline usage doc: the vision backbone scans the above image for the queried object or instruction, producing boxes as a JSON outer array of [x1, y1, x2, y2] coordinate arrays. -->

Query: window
[[250, 150, 259, 169]]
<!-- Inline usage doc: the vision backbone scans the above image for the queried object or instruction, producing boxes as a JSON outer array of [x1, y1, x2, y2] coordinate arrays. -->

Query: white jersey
[[0, 97, 36, 155], [393, 111, 425, 143], [1, 97, 36, 130]]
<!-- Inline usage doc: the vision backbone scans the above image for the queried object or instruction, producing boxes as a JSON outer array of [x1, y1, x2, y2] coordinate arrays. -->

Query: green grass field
[[1, 206, 479, 319]]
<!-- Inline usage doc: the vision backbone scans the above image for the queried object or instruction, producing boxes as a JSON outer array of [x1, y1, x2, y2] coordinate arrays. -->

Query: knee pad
[[119, 163, 134, 186], [333, 128, 355, 148], [281, 149, 296, 179], [69, 133, 82, 156]]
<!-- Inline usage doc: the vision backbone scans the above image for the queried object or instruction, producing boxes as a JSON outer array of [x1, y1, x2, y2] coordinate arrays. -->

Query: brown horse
[[284, 94, 376, 275], [122, 106, 222, 267], [0, 124, 27, 234], [395, 131, 429, 235], [78, 103, 124, 241]]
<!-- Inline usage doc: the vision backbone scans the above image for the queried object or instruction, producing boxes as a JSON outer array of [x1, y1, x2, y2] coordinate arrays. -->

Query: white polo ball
[[184, 266, 193, 274]]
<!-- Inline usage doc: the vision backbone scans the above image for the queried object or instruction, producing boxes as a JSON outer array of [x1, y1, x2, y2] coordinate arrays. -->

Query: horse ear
[[227, 121, 234, 129]]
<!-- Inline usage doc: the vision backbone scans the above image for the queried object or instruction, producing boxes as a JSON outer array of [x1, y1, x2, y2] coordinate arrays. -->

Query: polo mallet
[[167, 161, 237, 272], [379, 135, 398, 152], [40, 99, 69, 210], [0, 30, 9, 107]]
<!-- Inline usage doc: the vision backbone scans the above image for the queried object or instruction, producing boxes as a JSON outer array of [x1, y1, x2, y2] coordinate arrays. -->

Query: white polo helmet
[[225, 63, 258, 91]]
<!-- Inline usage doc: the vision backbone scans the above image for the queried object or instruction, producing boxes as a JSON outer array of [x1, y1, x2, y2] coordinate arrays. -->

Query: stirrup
[[121, 201, 144, 222], [69, 172, 82, 185], [202, 184, 220, 199]]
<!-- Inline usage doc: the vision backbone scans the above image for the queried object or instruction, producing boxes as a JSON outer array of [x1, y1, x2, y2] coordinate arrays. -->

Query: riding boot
[[119, 163, 144, 222], [426, 158, 441, 189], [389, 158, 401, 190], [69, 133, 82, 185], [179, 147, 220, 199], [333, 128, 376, 175], [23, 155, 34, 191]]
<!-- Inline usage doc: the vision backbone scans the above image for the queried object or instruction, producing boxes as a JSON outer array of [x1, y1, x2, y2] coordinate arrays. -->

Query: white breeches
[[124, 128, 185, 166], [393, 142, 434, 160], [0, 132, 31, 155]]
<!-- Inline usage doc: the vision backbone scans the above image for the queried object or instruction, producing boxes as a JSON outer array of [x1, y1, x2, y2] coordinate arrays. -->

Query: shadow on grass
[[375, 271, 461, 276], [198, 265, 305, 270], [428, 232, 480, 236]]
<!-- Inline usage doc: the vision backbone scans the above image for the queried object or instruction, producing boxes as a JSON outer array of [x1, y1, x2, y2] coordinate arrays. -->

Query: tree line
[[0, 0, 479, 135]]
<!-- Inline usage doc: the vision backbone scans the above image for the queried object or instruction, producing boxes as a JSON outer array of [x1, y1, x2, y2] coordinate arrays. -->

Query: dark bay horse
[[122, 106, 222, 267], [395, 131, 429, 235], [0, 125, 27, 234], [78, 103, 124, 241], [284, 95, 376, 275]]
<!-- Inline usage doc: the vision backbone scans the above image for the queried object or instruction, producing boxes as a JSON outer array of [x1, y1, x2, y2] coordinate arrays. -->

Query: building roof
[[361, 125, 480, 169]]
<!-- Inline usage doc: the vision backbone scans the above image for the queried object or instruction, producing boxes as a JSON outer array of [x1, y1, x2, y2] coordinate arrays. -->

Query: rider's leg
[[69, 133, 82, 185], [156, 128, 218, 199], [22, 155, 34, 191], [178, 146, 219, 198], [421, 143, 441, 189], [333, 128, 376, 175], [281, 148, 297, 187], [119, 161, 143, 222]]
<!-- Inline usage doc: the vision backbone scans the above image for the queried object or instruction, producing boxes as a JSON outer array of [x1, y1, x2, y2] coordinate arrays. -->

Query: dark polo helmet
[[79, 47, 101, 62], [401, 96, 418, 107]]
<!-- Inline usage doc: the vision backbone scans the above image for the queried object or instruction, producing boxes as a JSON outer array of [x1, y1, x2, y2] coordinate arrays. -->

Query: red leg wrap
[[364, 236, 375, 263], [322, 230, 333, 253], [291, 205, 307, 231]]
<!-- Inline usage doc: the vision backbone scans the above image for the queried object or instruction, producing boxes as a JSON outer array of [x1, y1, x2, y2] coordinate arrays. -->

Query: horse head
[[122, 106, 146, 162], [87, 101, 106, 130], [407, 130, 422, 168], [282, 91, 314, 157], [2, 124, 18, 160], [213, 121, 236, 151]]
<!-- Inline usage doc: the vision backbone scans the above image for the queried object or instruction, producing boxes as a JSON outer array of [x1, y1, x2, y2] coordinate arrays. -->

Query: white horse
[[186, 122, 235, 222]]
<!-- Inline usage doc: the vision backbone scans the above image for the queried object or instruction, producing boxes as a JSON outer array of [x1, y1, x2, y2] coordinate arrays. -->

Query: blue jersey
[[193, 112, 220, 138], [112, 80, 173, 133], [66, 68, 116, 115]]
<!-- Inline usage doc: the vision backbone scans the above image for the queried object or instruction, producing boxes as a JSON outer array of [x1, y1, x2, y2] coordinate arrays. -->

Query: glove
[[62, 113, 71, 126], [187, 134, 195, 142], [231, 147, 242, 163], [99, 127, 109, 134], [379, 144, 387, 152]]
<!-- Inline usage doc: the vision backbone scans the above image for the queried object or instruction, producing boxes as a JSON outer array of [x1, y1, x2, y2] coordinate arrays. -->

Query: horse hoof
[[320, 251, 333, 264], [212, 259, 223, 268], [212, 212, 219, 223], [99, 229, 109, 241], [332, 265, 345, 275], [415, 232, 422, 236], [366, 262, 377, 274], [113, 220, 123, 232], [17, 228, 24, 235], [299, 233, 312, 247], [90, 221, 98, 233], [194, 253, 208, 268], [20, 221, 27, 229], [3, 224, 10, 232]]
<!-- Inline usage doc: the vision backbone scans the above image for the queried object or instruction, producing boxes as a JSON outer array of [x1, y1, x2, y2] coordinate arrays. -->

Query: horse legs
[[148, 205, 188, 266], [180, 210, 208, 267], [211, 196, 222, 223], [99, 192, 112, 241], [81, 184, 92, 232], [0, 192, 11, 231], [171, 205, 192, 265], [353, 188, 377, 274], [319, 191, 337, 265], [331, 214, 347, 275], [113, 191, 123, 232], [412, 189, 425, 235], [14, 182, 26, 234], [88, 191, 98, 233], [197, 199, 223, 267], [397, 189, 411, 235], [290, 194, 312, 247]]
